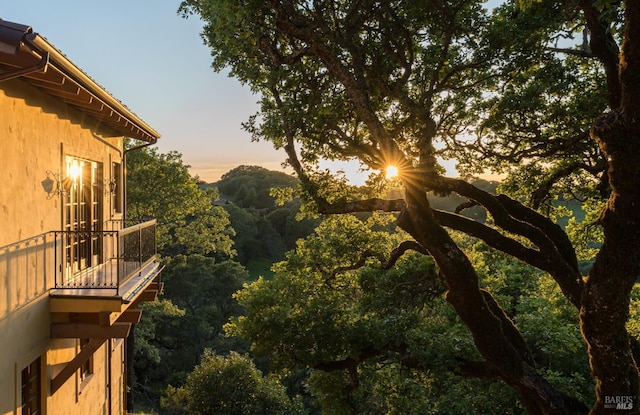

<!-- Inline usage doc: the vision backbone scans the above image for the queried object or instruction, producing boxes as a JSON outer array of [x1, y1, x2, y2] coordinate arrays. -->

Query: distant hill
[[203, 165, 299, 210], [203, 166, 316, 279], [205, 165, 501, 219], [204, 166, 504, 279]]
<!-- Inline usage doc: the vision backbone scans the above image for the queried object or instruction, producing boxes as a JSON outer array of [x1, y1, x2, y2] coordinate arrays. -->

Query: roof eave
[[0, 18, 160, 143]]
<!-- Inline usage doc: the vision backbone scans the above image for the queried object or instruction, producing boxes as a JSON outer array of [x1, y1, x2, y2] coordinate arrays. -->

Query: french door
[[64, 157, 103, 274]]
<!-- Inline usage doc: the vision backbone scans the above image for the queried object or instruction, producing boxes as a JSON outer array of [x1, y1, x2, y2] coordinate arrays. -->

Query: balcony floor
[[50, 260, 162, 303]]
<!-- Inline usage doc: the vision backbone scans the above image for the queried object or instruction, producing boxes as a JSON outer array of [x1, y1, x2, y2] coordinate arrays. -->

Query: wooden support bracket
[[117, 309, 142, 324], [50, 338, 104, 394], [129, 285, 161, 308]]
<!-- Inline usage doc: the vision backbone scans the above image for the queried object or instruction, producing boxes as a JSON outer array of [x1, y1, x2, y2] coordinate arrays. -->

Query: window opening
[[21, 357, 41, 415], [111, 162, 122, 215], [80, 338, 94, 382]]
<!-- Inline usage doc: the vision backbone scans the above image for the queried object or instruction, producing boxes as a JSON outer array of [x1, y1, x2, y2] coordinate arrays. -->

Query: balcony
[[46, 220, 163, 394], [0, 219, 162, 319], [49, 219, 162, 312], [52, 219, 159, 295]]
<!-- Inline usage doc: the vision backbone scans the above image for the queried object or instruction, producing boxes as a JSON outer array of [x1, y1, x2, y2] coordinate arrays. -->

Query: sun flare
[[68, 163, 82, 180], [385, 165, 399, 179]]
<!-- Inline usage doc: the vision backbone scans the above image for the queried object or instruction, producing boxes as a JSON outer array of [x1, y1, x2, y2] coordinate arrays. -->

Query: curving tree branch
[[579, 0, 621, 109], [380, 240, 429, 269], [329, 249, 376, 279]]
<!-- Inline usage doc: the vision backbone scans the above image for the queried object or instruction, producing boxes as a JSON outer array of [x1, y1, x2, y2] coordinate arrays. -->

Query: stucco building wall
[[0, 77, 127, 415]]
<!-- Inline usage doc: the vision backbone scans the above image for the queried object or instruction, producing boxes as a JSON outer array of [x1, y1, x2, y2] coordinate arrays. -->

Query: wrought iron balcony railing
[[53, 219, 157, 293], [0, 219, 157, 317]]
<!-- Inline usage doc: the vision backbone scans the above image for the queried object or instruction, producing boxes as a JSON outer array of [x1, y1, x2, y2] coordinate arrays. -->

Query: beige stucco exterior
[[0, 77, 130, 415], [0, 77, 125, 246], [0, 19, 162, 415]]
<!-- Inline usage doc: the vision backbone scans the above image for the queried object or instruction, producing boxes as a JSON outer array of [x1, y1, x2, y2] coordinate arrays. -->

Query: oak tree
[[228, 215, 596, 413], [180, 1, 640, 413]]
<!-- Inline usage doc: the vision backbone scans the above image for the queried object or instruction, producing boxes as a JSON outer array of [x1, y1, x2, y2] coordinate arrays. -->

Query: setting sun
[[385, 165, 399, 179]]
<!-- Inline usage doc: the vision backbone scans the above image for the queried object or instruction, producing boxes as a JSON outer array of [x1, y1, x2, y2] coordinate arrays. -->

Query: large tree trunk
[[578, 2, 640, 413], [398, 184, 588, 414], [581, 110, 640, 414]]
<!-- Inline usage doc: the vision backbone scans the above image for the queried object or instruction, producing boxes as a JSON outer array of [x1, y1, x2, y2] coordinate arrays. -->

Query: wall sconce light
[[42, 170, 64, 199], [42, 168, 79, 199], [104, 178, 117, 195]]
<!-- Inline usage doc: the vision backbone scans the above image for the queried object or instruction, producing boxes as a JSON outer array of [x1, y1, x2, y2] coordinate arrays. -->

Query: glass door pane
[[64, 157, 103, 277]]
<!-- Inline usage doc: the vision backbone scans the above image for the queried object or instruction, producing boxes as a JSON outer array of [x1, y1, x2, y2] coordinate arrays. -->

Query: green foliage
[[132, 255, 250, 408], [160, 254, 249, 360], [208, 166, 319, 275], [211, 165, 299, 209], [226, 214, 404, 365], [306, 365, 447, 415], [515, 275, 594, 404], [126, 146, 235, 257], [135, 299, 186, 367], [628, 284, 640, 340], [455, 2, 609, 210], [565, 198, 605, 262], [245, 258, 276, 280], [161, 351, 306, 415], [228, 218, 595, 413], [266, 206, 319, 249], [223, 203, 287, 265], [468, 239, 594, 403]]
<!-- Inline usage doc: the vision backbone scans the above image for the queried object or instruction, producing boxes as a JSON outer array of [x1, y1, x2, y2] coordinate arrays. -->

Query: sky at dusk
[[2, 0, 289, 183], [1, 1, 490, 184]]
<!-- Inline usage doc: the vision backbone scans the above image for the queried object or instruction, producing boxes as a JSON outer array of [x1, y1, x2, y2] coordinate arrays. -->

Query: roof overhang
[[0, 18, 160, 143]]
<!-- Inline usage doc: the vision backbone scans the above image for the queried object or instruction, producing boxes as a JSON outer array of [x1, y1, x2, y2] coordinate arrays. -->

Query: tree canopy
[[162, 351, 305, 415], [133, 254, 251, 406], [179, 1, 640, 413], [228, 215, 596, 413], [126, 146, 235, 257], [207, 165, 320, 275]]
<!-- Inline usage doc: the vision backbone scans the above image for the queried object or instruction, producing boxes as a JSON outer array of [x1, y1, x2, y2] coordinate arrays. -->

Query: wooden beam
[[50, 322, 131, 339], [148, 281, 164, 292], [51, 338, 105, 394], [28, 79, 77, 94], [99, 311, 111, 326], [130, 289, 158, 306], [50, 297, 122, 313], [116, 310, 142, 324], [65, 312, 101, 324], [140, 289, 158, 301], [38, 85, 82, 97]]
